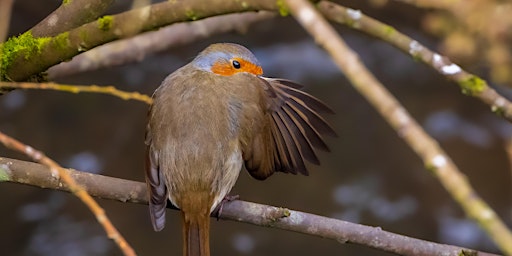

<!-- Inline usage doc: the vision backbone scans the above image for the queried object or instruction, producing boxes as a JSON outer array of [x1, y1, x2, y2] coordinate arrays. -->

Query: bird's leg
[[212, 194, 240, 220]]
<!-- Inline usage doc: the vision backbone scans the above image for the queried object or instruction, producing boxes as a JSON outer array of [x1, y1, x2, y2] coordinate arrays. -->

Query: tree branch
[[317, 1, 512, 123], [0, 81, 152, 104], [48, 11, 275, 79], [0, 0, 14, 43], [0, 134, 135, 256], [284, 0, 512, 254], [30, 0, 115, 37], [0, 157, 499, 256], [1, 0, 279, 81]]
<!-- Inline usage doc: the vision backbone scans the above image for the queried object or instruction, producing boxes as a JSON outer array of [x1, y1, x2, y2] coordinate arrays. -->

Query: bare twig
[[317, 1, 512, 123], [284, 0, 512, 254], [0, 0, 14, 42], [0, 157, 499, 256], [48, 12, 275, 79], [31, 0, 115, 37], [0, 134, 136, 256], [0, 81, 152, 104]]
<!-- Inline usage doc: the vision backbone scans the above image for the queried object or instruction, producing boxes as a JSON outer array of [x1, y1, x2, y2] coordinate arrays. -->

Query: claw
[[212, 195, 240, 220]]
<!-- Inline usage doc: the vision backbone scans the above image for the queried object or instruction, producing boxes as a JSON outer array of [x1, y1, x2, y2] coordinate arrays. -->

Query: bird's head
[[192, 43, 263, 76]]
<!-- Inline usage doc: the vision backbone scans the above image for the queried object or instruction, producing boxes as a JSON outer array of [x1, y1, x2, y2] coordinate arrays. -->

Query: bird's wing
[[145, 121, 168, 231], [243, 78, 336, 180]]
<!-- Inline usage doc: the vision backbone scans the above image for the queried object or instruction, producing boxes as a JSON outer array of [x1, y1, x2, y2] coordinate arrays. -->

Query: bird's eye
[[232, 60, 241, 69]]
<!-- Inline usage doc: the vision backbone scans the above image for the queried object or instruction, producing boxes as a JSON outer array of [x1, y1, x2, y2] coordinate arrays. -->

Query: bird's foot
[[213, 195, 240, 220]]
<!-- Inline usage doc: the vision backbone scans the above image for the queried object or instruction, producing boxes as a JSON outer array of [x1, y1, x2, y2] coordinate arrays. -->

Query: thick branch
[[31, 0, 115, 37], [0, 157, 498, 256], [48, 12, 275, 79], [2, 0, 278, 81], [285, 0, 512, 254], [0, 0, 14, 42]]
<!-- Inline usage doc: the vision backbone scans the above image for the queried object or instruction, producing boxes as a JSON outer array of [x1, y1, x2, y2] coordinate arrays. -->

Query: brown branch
[[0, 81, 153, 104], [317, 1, 512, 123], [392, 0, 460, 10], [284, 0, 512, 254], [48, 12, 275, 79], [31, 0, 115, 37], [2, 0, 279, 81], [0, 134, 136, 256], [0, 157, 499, 256], [0, 0, 14, 42]]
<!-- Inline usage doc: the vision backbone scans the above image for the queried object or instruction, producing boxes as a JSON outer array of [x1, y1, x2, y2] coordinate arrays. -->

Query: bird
[[145, 43, 336, 256]]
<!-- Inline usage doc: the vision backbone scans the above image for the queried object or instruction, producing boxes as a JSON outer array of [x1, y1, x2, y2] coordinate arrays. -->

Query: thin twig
[[0, 82, 152, 104], [317, 1, 512, 123], [0, 157, 499, 256], [284, 0, 512, 254], [0, 134, 136, 256]]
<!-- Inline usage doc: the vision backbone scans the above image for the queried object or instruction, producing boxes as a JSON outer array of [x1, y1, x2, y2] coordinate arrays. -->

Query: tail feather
[[182, 212, 210, 256]]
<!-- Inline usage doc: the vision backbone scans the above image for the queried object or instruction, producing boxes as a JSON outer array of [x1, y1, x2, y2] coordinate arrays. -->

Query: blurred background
[[1, 0, 512, 255]]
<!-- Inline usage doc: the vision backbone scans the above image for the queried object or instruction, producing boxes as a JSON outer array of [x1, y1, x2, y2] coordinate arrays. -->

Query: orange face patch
[[211, 57, 263, 76]]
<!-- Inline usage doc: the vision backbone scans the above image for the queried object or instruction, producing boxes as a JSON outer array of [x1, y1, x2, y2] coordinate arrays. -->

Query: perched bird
[[145, 43, 336, 256]]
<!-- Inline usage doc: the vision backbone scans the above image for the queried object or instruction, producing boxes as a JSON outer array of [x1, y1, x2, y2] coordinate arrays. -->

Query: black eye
[[232, 60, 241, 69]]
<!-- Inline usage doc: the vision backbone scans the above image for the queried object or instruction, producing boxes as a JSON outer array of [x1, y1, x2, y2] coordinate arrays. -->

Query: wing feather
[[145, 127, 168, 231], [243, 77, 336, 180]]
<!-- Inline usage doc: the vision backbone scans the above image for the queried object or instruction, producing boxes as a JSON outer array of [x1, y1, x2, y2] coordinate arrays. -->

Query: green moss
[[383, 25, 396, 37], [97, 15, 113, 31], [276, 0, 289, 17], [240, 1, 249, 9], [185, 10, 199, 21], [0, 164, 10, 181], [424, 162, 436, 174], [62, 0, 71, 5], [458, 250, 477, 256], [53, 32, 70, 50], [492, 107, 505, 117], [0, 31, 51, 81], [459, 75, 486, 96]]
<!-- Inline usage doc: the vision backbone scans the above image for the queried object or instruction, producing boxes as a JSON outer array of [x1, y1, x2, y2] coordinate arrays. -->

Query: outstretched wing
[[145, 123, 168, 231], [243, 78, 336, 180]]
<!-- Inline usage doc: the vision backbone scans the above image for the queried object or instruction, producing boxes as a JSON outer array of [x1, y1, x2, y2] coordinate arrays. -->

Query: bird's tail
[[180, 191, 212, 256], [182, 212, 210, 256]]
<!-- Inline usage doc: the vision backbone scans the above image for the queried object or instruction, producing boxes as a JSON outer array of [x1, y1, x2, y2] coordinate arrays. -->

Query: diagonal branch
[[0, 0, 14, 43], [316, 1, 512, 123], [0, 134, 135, 256], [47, 12, 275, 79], [1, 0, 279, 81], [30, 0, 115, 37], [284, 0, 512, 254], [0, 157, 499, 256]]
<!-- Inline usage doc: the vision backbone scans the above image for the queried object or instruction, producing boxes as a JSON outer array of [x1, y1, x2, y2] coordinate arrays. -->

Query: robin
[[145, 43, 335, 256]]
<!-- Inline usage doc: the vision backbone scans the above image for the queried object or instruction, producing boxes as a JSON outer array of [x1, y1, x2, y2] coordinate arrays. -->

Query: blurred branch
[[31, 0, 115, 37], [0, 82, 153, 104], [0, 135, 135, 256], [48, 12, 275, 79], [0, 157, 499, 256], [317, 1, 512, 123], [1, 0, 279, 81], [0, 0, 14, 42], [391, 0, 455, 8], [394, 0, 512, 85], [285, 0, 512, 255]]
